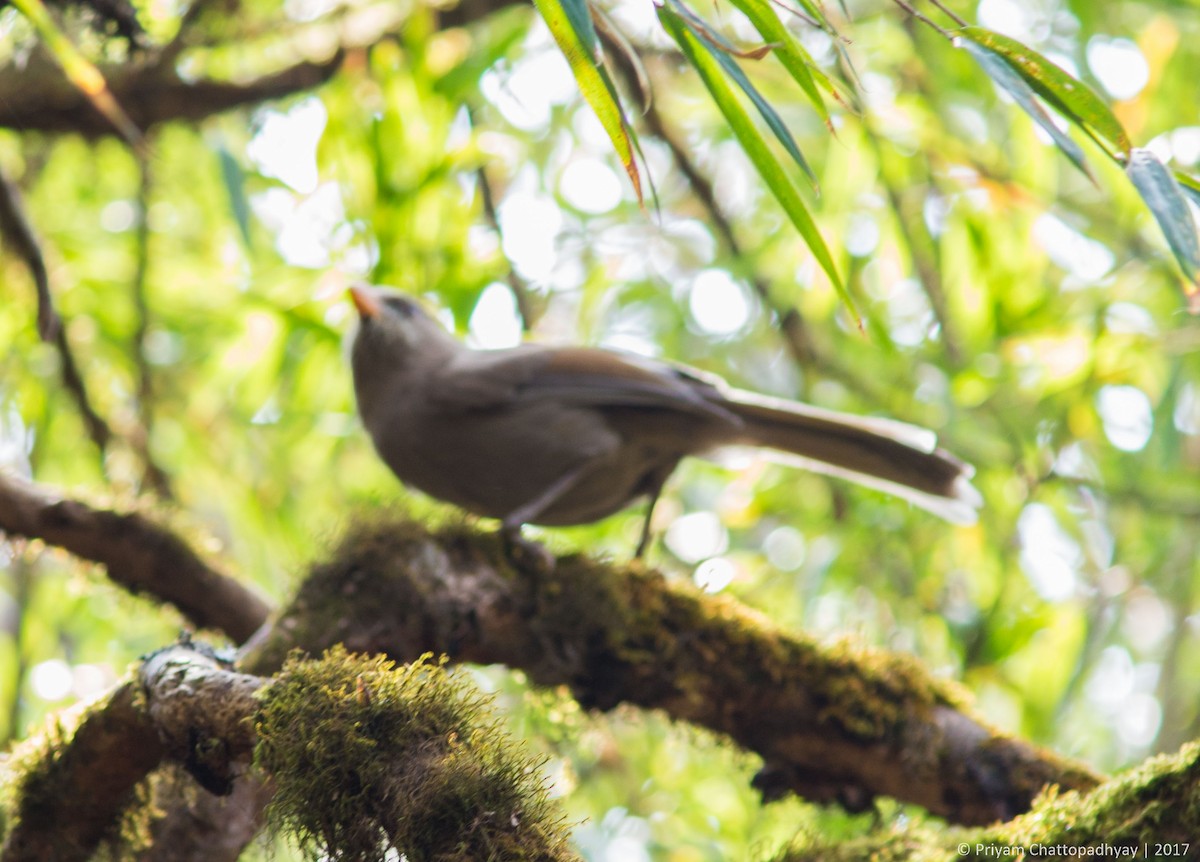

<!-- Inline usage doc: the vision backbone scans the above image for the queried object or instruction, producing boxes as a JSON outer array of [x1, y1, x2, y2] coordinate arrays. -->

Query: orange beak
[[349, 283, 382, 319]]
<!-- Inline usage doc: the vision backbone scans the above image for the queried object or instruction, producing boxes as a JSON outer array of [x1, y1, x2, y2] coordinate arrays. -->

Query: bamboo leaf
[[1174, 170, 1200, 212], [726, 0, 832, 128], [668, 0, 816, 188], [658, 2, 856, 324], [1127, 149, 1200, 302], [962, 40, 1092, 181], [532, 0, 643, 202], [959, 26, 1130, 159]]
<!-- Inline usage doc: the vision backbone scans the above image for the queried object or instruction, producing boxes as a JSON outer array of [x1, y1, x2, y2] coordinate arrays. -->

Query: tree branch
[[0, 473, 271, 642], [245, 518, 1102, 826], [872, 140, 964, 363], [0, 50, 344, 137]]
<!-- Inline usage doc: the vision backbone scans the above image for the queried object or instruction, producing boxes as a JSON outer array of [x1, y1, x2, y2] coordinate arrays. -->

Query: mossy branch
[[0, 681, 163, 862], [1, 644, 256, 862], [244, 516, 1101, 826], [0, 474, 1099, 829], [774, 742, 1200, 860], [3, 642, 578, 862]]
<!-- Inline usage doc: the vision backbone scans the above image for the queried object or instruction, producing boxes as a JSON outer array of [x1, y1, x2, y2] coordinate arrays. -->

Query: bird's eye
[[383, 297, 416, 318]]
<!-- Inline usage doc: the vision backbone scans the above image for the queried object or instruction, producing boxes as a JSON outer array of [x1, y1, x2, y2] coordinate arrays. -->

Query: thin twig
[[871, 137, 964, 363], [0, 166, 115, 453], [473, 154, 536, 332], [130, 145, 175, 499], [52, 315, 117, 454], [926, 0, 968, 28], [0, 170, 59, 341], [766, 0, 820, 29], [890, 0, 953, 37]]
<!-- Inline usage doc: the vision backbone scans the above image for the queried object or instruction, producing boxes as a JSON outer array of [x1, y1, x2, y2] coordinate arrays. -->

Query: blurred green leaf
[[658, 1, 855, 323], [961, 40, 1093, 181], [959, 26, 1130, 159], [1127, 148, 1200, 304], [433, 6, 531, 101], [216, 144, 254, 252], [532, 0, 643, 203]]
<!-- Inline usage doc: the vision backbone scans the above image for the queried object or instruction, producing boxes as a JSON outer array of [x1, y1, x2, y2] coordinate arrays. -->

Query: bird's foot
[[500, 526, 556, 575]]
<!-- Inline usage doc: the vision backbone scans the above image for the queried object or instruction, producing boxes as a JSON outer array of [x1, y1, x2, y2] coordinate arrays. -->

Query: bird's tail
[[725, 390, 981, 524]]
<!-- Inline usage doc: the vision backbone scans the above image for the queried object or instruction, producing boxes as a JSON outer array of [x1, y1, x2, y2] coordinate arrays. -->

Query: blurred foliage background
[[1, 0, 1200, 857]]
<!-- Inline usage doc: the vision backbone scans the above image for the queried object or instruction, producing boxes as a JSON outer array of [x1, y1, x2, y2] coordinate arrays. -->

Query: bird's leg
[[633, 467, 673, 559], [633, 488, 661, 559], [500, 461, 592, 572]]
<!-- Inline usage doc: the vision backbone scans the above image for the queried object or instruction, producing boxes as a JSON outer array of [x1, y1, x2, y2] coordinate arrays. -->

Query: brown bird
[[348, 285, 979, 556]]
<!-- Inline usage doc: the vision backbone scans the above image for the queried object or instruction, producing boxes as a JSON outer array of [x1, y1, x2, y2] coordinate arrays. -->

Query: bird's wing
[[432, 345, 742, 424]]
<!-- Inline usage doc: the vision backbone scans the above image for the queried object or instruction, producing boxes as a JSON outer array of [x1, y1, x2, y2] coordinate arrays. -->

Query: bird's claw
[[501, 527, 556, 575]]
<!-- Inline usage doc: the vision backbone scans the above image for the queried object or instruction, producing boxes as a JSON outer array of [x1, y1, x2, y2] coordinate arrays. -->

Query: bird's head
[[347, 284, 459, 403], [348, 283, 455, 353]]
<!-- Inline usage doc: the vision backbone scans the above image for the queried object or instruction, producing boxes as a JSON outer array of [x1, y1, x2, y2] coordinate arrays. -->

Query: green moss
[[772, 743, 1200, 861], [772, 825, 950, 862], [1, 714, 75, 847], [981, 741, 1200, 848], [255, 646, 576, 862]]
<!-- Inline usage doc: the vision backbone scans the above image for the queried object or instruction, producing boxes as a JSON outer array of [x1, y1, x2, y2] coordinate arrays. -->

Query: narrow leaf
[[1174, 170, 1200, 212], [665, 1, 755, 59], [669, 0, 816, 188], [434, 6, 529, 100], [658, 3, 856, 323], [533, 0, 643, 202], [216, 145, 254, 252], [959, 26, 1130, 159], [1127, 148, 1200, 297], [962, 41, 1092, 181], [726, 0, 832, 128]]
